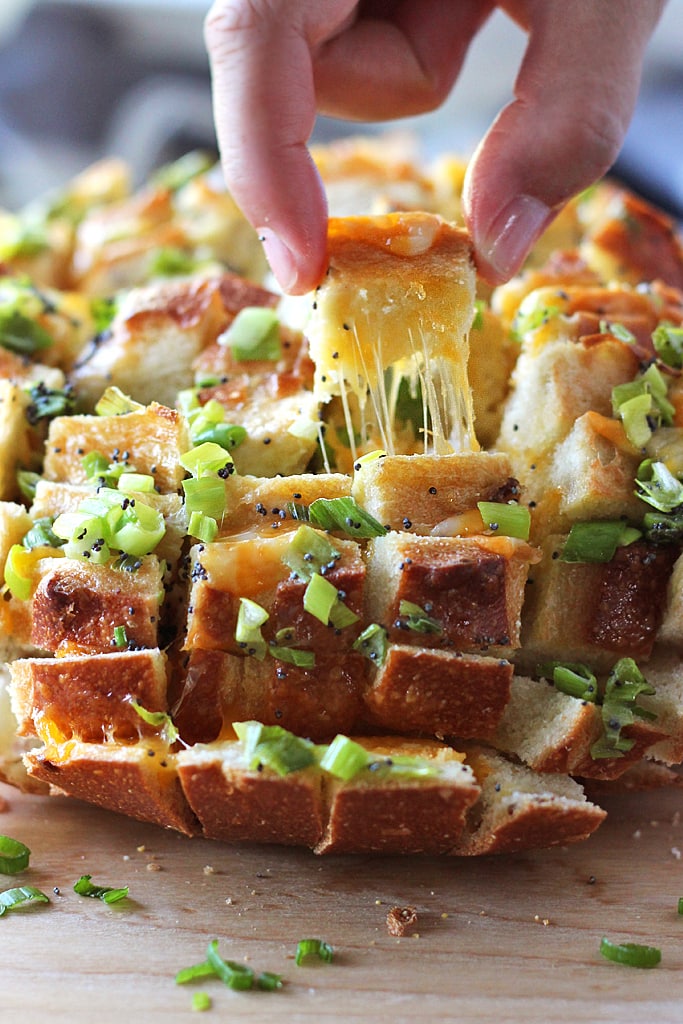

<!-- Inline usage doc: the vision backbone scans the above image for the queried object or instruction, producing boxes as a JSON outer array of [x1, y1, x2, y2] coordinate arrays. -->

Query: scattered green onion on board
[[73, 874, 129, 904], [295, 938, 334, 966], [0, 885, 49, 916], [0, 836, 31, 874], [599, 937, 661, 968]]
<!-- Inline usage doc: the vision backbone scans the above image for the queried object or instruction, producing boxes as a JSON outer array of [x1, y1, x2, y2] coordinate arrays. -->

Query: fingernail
[[258, 228, 298, 293], [480, 195, 552, 281]]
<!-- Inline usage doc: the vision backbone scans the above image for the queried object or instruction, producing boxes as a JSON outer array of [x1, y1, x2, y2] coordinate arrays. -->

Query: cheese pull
[[307, 213, 478, 459]]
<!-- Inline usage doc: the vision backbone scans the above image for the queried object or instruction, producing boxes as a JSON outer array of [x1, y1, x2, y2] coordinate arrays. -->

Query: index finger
[[205, 2, 336, 293]]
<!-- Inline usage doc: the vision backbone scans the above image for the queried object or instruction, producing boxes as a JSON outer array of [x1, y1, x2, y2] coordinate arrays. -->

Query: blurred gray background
[[0, 0, 681, 214]]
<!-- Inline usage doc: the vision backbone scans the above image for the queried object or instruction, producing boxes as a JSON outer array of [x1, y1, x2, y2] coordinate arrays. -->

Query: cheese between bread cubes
[[307, 212, 478, 459]]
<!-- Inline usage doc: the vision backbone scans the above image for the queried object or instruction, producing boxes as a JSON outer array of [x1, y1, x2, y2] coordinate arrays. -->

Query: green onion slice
[[95, 386, 144, 417], [560, 520, 641, 563], [678, 897, 683, 916], [591, 657, 656, 759], [130, 699, 179, 746], [183, 476, 227, 521], [233, 721, 316, 775], [192, 991, 212, 1012], [542, 661, 599, 701], [303, 572, 339, 625], [282, 525, 341, 581], [256, 971, 283, 991], [319, 735, 370, 781], [235, 598, 268, 659], [21, 517, 64, 551], [0, 309, 53, 355], [0, 885, 49, 916], [599, 320, 637, 344], [151, 150, 215, 192], [25, 383, 76, 425], [635, 459, 683, 513], [652, 323, 683, 368], [295, 939, 334, 966], [113, 625, 128, 648], [175, 960, 216, 985], [268, 645, 315, 668], [220, 306, 281, 362], [4, 544, 34, 601], [187, 510, 218, 544], [73, 874, 129, 904], [397, 600, 442, 635], [0, 836, 30, 874], [477, 501, 531, 540], [17, 470, 40, 503], [307, 496, 387, 539], [352, 623, 388, 666], [599, 937, 661, 968], [206, 940, 255, 990]]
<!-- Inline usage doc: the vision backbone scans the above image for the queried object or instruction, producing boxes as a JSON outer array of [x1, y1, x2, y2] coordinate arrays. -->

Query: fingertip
[[468, 193, 554, 285], [259, 225, 328, 295]]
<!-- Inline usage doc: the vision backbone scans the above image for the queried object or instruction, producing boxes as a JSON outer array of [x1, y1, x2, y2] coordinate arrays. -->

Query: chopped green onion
[[113, 625, 127, 648], [308, 496, 387, 539], [599, 937, 661, 968], [151, 150, 214, 192], [591, 658, 656, 760], [643, 509, 683, 544], [219, 306, 281, 362], [560, 520, 641, 563], [268, 645, 315, 668], [25, 383, 75, 425], [635, 459, 683, 513], [512, 303, 561, 341], [295, 939, 334, 966], [175, 961, 216, 985], [73, 874, 129, 904], [17, 470, 40, 502], [366, 754, 437, 780], [319, 735, 370, 781], [234, 721, 316, 775], [90, 296, 117, 335], [192, 992, 212, 1012], [352, 623, 388, 666], [397, 600, 442, 635], [183, 476, 227, 521], [81, 450, 112, 480], [192, 421, 246, 452], [0, 218, 48, 261], [116, 472, 156, 494], [95, 386, 144, 417], [180, 441, 233, 479], [303, 572, 339, 625], [0, 309, 52, 355], [22, 517, 64, 551], [256, 972, 283, 991], [599, 320, 637, 344], [282, 525, 340, 581], [0, 836, 30, 874], [652, 324, 683, 368], [148, 246, 198, 278], [0, 885, 49, 916], [471, 299, 485, 331], [206, 940, 255, 991], [130, 699, 179, 746], [542, 662, 598, 701], [678, 897, 683, 916], [477, 501, 531, 540], [187, 510, 218, 544], [616, 391, 655, 448], [353, 449, 387, 470], [4, 544, 34, 600], [235, 598, 269, 659]]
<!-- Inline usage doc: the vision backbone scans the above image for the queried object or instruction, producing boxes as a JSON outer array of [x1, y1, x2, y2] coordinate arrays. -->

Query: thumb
[[463, 0, 666, 283]]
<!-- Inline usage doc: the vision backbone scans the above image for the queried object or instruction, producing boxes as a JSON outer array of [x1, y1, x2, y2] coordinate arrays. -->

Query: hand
[[205, 0, 666, 292]]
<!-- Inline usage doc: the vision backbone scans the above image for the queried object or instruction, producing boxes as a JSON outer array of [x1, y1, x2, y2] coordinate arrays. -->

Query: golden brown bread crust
[[364, 645, 513, 739], [10, 648, 168, 742], [26, 742, 199, 836]]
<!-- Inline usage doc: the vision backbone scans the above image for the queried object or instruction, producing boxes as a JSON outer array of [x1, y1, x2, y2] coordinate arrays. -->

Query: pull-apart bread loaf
[[1, 142, 682, 853]]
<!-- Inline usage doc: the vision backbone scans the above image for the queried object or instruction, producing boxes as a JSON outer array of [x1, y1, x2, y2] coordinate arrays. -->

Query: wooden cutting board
[[2, 779, 683, 1024]]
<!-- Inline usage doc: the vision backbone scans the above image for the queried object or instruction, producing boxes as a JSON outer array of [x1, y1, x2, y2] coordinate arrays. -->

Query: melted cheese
[[307, 213, 478, 461]]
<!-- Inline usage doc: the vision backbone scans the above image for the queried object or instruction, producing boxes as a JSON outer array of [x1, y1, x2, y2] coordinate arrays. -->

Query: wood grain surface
[[2, 780, 683, 1024]]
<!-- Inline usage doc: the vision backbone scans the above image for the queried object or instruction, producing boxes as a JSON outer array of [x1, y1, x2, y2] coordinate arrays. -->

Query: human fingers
[[463, 0, 667, 283], [205, 1, 356, 294]]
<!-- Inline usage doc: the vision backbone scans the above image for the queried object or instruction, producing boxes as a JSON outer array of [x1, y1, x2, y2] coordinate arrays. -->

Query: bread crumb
[[137, 845, 146, 852], [203, 865, 215, 875], [386, 906, 418, 937], [633, 829, 642, 839], [146, 861, 162, 872], [533, 915, 551, 926], [671, 846, 681, 860]]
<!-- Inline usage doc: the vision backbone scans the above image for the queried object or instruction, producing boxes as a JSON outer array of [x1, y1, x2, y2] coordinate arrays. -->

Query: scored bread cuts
[[0, 140, 682, 855]]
